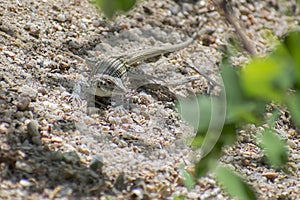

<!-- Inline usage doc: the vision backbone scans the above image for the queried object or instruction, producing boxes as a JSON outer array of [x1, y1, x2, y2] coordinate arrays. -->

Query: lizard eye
[[106, 79, 112, 85], [97, 80, 104, 87]]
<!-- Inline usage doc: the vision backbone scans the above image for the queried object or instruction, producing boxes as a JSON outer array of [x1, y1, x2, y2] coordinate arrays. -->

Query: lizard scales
[[90, 34, 197, 79], [85, 33, 198, 101]]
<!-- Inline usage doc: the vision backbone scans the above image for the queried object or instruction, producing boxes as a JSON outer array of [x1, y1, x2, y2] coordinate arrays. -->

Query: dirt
[[0, 0, 299, 199]]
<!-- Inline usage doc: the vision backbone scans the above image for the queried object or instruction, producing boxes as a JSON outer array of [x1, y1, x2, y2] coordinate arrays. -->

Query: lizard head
[[90, 74, 127, 97]]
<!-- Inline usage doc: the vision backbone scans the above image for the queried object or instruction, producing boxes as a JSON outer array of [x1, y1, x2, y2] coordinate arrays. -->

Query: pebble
[[29, 25, 40, 37], [27, 120, 42, 145], [19, 179, 33, 187], [17, 96, 31, 111], [101, 125, 110, 132], [77, 146, 90, 155], [27, 120, 39, 137], [51, 136, 63, 143], [262, 172, 279, 180], [92, 19, 102, 27], [3, 50, 16, 58], [53, 24, 63, 31], [130, 188, 144, 199], [79, 23, 87, 29], [56, 13, 66, 22], [0, 122, 9, 134], [37, 87, 47, 95]]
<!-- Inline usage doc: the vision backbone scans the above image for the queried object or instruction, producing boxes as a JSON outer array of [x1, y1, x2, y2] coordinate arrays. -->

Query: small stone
[[92, 19, 102, 27], [101, 125, 110, 132], [121, 116, 131, 123], [56, 13, 66, 22], [130, 188, 144, 200], [52, 4, 60, 11], [134, 14, 144, 22], [27, 120, 39, 137], [79, 23, 87, 29], [50, 151, 64, 161], [77, 146, 90, 155], [201, 34, 216, 46], [19, 179, 33, 187], [3, 50, 16, 58], [53, 24, 63, 31], [43, 101, 58, 110], [29, 25, 40, 37], [38, 87, 47, 95], [51, 136, 63, 143], [62, 103, 71, 111], [262, 172, 278, 180], [0, 122, 9, 134], [118, 139, 127, 148], [27, 120, 42, 145], [17, 96, 31, 111]]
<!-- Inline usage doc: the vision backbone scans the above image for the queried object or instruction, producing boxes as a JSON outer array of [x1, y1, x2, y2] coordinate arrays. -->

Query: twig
[[184, 59, 222, 87], [212, 0, 256, 56]]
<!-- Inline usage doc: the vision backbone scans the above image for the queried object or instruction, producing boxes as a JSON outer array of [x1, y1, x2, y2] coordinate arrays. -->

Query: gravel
[[0, 0, 299, 199]]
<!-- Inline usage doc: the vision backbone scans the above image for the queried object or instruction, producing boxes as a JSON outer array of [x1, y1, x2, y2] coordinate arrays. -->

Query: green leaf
[[265, 111, 279, 128], [241, 53, 293, 102], [216, 166, 257, 200], [221, 61, 245, 104], [283, 31, 300, 87], [221, 62, 264, 123], [286, 92, 300, 127], [179, 167, 195, 190], [226, 102, 259, 123], [258, 129, 289, 169], [174, 195, 185, 200], [93, 0, 136, 18]]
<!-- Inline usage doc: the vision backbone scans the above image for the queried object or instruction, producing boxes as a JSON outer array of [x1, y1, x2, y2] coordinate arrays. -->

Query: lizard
[[86, 33, 199, 100], [67, 33, 201, 110]]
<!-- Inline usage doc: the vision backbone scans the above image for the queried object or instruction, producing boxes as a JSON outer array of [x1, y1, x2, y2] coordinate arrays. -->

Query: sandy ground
[[0, 0, 299, 199]]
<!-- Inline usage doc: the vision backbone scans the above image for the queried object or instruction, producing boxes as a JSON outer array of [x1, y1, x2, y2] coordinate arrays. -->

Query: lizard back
[[90, 34, 197, 79]]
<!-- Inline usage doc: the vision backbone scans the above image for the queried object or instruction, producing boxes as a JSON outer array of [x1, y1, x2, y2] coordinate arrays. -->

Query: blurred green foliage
[[216, 166, 257, 200], [258, 129, 289, 169], [180, 31, 300, 199], [92, 0, 136, 18], [242, 31, 300, 127], [179, 166, 195, 190]]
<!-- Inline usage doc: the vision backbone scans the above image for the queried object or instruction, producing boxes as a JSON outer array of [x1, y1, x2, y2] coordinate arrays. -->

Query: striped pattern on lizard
[[87, 33, 198, 99]]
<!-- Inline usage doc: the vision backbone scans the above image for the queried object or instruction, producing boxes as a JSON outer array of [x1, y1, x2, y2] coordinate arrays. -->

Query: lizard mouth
[[90, 75, 128, 97]]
